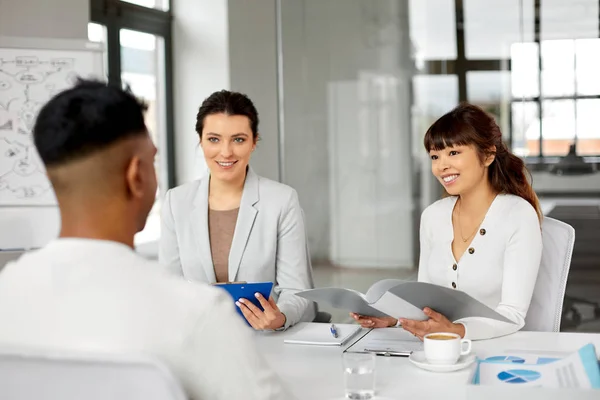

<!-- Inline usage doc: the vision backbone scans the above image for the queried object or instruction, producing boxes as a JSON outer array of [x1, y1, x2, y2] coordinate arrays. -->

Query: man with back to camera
[[0, 79, 292, 400]]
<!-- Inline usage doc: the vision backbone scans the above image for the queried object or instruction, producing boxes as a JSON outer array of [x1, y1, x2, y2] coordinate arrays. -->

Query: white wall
[[222, 0, 417, 265], [0, 0, 88, 39], [0, 0, 88, 250], [278, 0, 331, 260], [227, 0, 280, 182], [225, 0, 335, 259], [172, 0, 230, 185], [172, 0, 282, 184], [280, 0, 415, 267]]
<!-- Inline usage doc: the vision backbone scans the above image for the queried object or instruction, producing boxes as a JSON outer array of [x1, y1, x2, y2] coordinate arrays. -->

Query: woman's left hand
[[400, 307, 466, 340], [236, 293, 286, 330]]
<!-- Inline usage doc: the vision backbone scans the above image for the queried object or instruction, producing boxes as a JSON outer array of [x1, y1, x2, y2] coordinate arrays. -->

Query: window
[[122, 0, 169, 11], [90, 0, 174, 248], [511, 38, 600, 156], [411, 0, 600, 159]]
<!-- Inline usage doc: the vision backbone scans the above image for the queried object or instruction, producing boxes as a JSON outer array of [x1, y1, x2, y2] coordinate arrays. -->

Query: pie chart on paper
[[497, 369, 542, 384], [485, 356, 526, 364]]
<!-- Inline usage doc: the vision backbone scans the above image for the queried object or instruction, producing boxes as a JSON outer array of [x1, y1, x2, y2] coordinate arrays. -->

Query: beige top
[[208, 208, 240, 283]]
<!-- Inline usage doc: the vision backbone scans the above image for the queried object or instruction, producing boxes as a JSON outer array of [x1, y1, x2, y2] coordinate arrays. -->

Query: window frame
[[90, 0, 176, 188], [414, 0, 600, 167]]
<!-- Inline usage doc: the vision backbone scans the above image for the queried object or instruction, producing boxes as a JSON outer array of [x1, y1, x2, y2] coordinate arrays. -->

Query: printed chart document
[[345, 328, 423, 356], [477, 349, 571, 366], [296, 279, 512, 322], [283, 323, 364, 346], [472, 343, 600, 389]]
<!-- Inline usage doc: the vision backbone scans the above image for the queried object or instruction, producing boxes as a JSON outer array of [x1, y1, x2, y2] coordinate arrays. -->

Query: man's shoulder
[[127, 257, 228, 303], [6, 242, 229, 311]]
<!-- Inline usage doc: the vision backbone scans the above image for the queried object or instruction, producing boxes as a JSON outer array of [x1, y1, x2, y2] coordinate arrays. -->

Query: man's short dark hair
[[33, 79, 148, 167]]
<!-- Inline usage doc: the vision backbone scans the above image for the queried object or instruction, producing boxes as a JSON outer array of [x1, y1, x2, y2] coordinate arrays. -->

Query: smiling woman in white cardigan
[[352, 103, 543, 341], [159, 90, 315, 330]]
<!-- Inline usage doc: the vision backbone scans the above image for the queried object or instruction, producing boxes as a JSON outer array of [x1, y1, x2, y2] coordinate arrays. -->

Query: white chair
[[0, 348, 188, 400], [524, 217, 575, 332]]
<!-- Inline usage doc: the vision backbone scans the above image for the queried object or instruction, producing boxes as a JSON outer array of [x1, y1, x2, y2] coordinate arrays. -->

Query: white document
[[477, 349, 571, 366], [473, 343, 600, 389], [345, 328, 423, 356], [283, 322, 363, 346], [296, 279, 512, 323]]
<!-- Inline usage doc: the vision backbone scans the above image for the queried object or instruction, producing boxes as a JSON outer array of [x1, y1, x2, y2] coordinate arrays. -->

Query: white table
[[256, 325, 600, 400]]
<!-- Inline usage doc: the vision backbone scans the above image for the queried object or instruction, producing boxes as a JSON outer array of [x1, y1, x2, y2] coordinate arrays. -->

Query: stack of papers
[[472, 343, 600, 389], [284, 323, 363, 346]]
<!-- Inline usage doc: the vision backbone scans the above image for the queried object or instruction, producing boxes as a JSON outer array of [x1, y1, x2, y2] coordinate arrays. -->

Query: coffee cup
[[423, 332, 471, 365]]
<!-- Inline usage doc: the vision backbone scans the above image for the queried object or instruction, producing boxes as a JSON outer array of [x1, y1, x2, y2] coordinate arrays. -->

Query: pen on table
[[330, 323, 338, 338], [363, 348, 411, 357]]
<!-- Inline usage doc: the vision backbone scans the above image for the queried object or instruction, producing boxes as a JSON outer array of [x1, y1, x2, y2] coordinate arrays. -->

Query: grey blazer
[[159, 168, 316, 328]]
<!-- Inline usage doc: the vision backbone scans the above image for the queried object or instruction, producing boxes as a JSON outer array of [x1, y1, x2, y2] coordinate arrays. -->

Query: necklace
[[456, 198, 486, 243]]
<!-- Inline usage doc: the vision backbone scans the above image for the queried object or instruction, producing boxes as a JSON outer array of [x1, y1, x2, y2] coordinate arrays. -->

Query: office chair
[[524, 217, 575, 332], [312, 302, 332, 323], [313, 310, 333, 323], [0, 349, 187, 400], [545, 145, 600, 329]]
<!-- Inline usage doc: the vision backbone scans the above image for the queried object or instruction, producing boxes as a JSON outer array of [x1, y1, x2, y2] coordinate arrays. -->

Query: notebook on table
[[284, 322, 364, 346]]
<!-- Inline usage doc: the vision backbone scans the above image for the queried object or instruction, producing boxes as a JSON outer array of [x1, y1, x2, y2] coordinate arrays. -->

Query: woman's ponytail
[[489, 142, 542, 221]]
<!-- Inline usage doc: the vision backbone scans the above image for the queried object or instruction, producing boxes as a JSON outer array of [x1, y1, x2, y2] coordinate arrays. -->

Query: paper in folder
[[284, 322, 364, 346], [295, 279, 512, 323], [214, 282, 274, 325]]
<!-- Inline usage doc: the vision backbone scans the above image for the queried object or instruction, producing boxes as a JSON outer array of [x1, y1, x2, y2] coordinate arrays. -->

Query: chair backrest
[[0, 349, 188, 400], [524, 217, 575, 332]]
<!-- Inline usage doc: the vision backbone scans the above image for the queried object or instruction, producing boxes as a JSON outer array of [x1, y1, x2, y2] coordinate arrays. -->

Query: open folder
[[295, 279, 512, 323], [284, 323, 364, 346]]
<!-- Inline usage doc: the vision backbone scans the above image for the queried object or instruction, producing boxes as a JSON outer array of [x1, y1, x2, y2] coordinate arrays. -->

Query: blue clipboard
[[215, 282, 274, 325]]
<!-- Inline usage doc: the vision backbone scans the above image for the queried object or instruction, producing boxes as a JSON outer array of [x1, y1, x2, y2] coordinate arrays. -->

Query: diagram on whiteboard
[[0, 47, 101, 205]]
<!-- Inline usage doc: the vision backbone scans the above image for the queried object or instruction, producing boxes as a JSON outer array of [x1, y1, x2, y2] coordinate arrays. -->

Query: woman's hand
[[399, 307, 465, 340], [350, 313, 397, 328], [236, 293, 286, 330]]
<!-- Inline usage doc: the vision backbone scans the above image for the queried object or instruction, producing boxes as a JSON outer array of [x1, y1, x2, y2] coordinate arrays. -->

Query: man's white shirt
[[0, 238, 291, 400]]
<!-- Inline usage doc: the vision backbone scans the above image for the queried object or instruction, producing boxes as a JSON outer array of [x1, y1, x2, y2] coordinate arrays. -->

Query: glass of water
[[342, 352, 376, 399]]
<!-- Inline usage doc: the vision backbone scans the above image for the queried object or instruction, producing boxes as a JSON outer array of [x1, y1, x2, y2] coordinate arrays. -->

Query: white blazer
[[159, 168, 316, 328], [418, 194, 542, 340]]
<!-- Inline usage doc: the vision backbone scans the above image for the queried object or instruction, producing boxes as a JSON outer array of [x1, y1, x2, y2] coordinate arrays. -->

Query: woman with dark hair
[[159, 90, 315, 330], [352, 103, 543, 340]]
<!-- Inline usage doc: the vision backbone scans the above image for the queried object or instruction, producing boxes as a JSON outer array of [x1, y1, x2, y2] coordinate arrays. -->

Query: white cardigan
[[418, 194, 543, 340]]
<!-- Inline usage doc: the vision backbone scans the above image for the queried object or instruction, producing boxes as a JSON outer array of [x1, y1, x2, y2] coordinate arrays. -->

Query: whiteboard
[[0, 37, 104, 206]]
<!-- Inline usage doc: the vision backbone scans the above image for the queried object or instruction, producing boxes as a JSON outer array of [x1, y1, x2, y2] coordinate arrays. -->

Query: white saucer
[[408, 351, 476, 372]]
